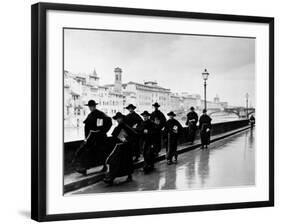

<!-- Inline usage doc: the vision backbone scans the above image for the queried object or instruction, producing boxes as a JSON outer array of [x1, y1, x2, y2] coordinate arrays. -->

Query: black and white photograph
[[63, 28, 256, 195], [30, 3, 274, 221], [0, 0, 279, 223]]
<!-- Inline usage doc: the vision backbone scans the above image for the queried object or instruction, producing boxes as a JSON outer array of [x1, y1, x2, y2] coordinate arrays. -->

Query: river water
[[64, 112, 240, 142]]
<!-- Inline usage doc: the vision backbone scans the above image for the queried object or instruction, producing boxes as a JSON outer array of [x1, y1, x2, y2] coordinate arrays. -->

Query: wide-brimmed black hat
[[85, 100, 98, 106], [190, 106, 195, 110], [152, 102, 160, 107], [167, 111, 176, 116], [141, 111, 151, 116], [113, 112, 125, 120], [125, 104, 136, 110]]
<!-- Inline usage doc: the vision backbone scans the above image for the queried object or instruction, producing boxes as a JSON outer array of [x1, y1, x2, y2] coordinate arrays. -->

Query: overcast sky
[[64, 29, 255, 107]]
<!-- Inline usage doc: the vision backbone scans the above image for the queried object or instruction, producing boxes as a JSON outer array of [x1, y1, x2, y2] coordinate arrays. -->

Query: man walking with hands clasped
[[199, 109, 212, 149], [164, 111, 183, 165], [138, 111, 156, 173], [150, 102, 166, 156], [185, 106, 198, 144], [124, 104, 143, 162]]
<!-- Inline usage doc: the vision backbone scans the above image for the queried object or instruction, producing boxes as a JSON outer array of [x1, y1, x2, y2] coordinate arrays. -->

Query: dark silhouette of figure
[[199, 109, 212, 149], [164, 111, 183, 165], [124, 104, 143, 162], [185, 106, 198, 144], [104, 112, 136, 185], [138, 111, 156, 173], [249, 114, 255, 129], [150, 102, 166, 156], [74, 100, 112, 176]]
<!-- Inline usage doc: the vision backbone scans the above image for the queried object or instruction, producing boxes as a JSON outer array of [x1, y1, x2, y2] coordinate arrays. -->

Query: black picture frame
[[31, 2, 274, 222]]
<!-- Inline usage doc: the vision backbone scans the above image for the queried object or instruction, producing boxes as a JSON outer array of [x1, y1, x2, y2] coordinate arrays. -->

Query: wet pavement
[[71, 128, 255, 195]]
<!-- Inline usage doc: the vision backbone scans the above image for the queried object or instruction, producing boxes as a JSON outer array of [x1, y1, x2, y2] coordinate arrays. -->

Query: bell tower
[[89, 69, 99, 88], [114, 67, 122, 93], [214, 94, 220, 103]]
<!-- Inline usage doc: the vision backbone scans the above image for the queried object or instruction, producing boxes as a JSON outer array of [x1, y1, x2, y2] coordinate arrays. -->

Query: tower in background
[[114, 67, 122, 93], [214, 94, 220, 103], [89, 69, 99, 88]]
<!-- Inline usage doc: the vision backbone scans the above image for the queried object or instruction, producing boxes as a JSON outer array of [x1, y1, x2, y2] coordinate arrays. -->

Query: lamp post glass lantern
[[202, 69, 209, 111]]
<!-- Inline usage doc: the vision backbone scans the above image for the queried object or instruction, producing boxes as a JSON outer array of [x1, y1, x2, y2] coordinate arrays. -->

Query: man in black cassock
[[249, 114, 255, 129], [74, 100, 112, 175], [124, 104, 143, 162], [104, 112, 136, 185], [164, 111, 183, 165], [150, 102, 166, 156], [185, 106, 198, 144], [199, 109, 212, 149], [138, 111, 156, 173]]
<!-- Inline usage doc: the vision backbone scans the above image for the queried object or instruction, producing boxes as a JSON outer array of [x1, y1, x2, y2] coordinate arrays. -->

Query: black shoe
[[103, 177, 114, 185], [167, 160, 173, 165], [126, 175, 133, 182], [143, 167, 148, 173], [75, 168, 87, 176], [99, 165, 107, 172], [143, 166, 153, 174]]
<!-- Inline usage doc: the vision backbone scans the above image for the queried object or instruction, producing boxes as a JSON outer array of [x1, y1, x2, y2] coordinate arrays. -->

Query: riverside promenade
[[71, 128, 255, 194], [64, 119, 252, 194]]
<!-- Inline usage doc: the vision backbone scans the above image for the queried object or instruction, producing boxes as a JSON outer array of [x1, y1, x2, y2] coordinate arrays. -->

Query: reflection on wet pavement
[[72, 129, 255, 195]]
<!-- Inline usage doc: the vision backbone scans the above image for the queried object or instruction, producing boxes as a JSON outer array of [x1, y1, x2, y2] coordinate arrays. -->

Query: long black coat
[[150, 110, 166, 153], [186, 111, 199, 142], [164, 118, 183, 137], [185, 111, 198, 126], [125, 111, 143, 128], [83, 109, 112, 138], [163, 118, 183, 160], [111, 122, 137, 143], [199, 114, 212, 145], [124, 111, 143, 157], [199, 114, 212, 131], [137, 119, 156, 144], [74, 109, 112, 169], [106, 122, 136, 178], [150, 110, 167, 130], [137, 119, 157, 168]]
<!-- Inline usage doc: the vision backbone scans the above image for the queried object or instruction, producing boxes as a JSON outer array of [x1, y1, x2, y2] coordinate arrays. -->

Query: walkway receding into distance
[[71, 128, 255, 195]]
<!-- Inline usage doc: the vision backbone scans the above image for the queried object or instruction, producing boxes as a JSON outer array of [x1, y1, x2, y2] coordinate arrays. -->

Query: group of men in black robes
[[73, 101, 168, 184], [72, 99, 212, 185], [124, 103, 167, 172]]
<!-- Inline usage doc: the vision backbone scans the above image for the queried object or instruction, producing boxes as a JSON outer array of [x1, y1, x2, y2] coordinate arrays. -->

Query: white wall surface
[[0, 0, 279, 223]]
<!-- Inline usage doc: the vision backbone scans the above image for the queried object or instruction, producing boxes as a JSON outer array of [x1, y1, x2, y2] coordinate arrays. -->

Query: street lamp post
[[245, 93, 249, 118], [202, 69, 210, 111]]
